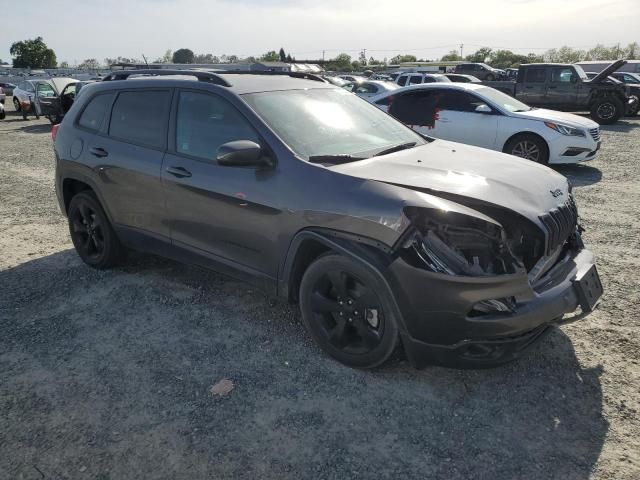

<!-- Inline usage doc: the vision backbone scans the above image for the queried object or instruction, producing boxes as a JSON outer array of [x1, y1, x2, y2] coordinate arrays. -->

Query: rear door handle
[[166, 166, 192, 178], [89, 147, 108, 158]]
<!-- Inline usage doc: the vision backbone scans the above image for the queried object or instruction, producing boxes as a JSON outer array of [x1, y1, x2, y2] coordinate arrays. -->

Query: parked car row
[[52, 69, 603, 370], [11, 78, 79, 123]]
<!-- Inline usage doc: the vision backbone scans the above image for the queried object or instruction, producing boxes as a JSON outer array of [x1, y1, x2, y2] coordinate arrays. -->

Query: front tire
[[68, 191, 123, 269], [504, 133, 549, 164], [299, 254, 399, 368], [13, 97, 21, 112], [590, 97, 623, 125]]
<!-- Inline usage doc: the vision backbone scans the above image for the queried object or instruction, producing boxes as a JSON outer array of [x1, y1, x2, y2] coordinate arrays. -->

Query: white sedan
[[342, 80, 400, 99], [369, 83, 601, 164]]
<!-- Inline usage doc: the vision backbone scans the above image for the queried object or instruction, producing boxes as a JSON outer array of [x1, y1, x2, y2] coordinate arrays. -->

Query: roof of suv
[[99, 70, 335, 95]]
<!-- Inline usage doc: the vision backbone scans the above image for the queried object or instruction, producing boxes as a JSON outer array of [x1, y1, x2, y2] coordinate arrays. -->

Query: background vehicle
[[610, 71, 640, 84], [0, 87, 5, 105], [13, 78, 78, 123], [323, 76, 348, 87], [370, 83, 601, 165], [585, 72, 640, 115], [576, 59, 640, 74], [484, 60, 637, 124], [342, 80, 399, 98], [54, 69, 601, 369], [444, 74, 481, 83], [0, 101, 5, 120], [0, 82, 16, 96], [337, 74, 366, 83], [396, 73, 450, 86], [453, 63, 506, 80]]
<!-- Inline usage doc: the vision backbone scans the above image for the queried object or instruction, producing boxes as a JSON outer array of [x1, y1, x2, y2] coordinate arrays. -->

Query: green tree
[[544, 46, 586, 63], [440, 50, 463, 61], [389, 54, 417, 64], [279, 48, 287, 62], [261, 51, 280, 62], [465, 47, 493, 63], [331, 53, 352, 71], [10, 37, 57, 68], [172, 48, 195, 64], [59, 61, 70, 68], [79, 58, 100, 70]]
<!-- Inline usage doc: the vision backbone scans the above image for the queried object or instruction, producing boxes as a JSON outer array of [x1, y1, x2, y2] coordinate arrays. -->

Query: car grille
[[539, 195, 579, 255], [590, 127, 601, 142]]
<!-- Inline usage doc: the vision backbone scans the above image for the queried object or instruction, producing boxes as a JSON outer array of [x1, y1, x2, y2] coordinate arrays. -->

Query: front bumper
[[548, 135, 600, 165], [387, 248, 600, 368]]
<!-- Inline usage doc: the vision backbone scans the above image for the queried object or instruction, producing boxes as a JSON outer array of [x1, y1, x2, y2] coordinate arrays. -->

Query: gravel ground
[[0, 101, 638, 480]]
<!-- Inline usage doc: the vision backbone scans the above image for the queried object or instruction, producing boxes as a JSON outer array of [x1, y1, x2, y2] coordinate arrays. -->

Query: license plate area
[[573, 265, 603, 312]]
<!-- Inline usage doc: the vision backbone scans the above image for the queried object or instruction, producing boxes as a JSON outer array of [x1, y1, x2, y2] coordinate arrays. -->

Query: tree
[[279, 48, 287, 62], [261, 51, 279, 62], [194, 53, 219, 64], [59, 61, 69, 68], [465, 47, 493, 63], [440, 50, 463, 61], [172, 48, 195, 64], [10, 37, 57, 68], [79, 58, 100, 70], [104, 56, 141, 66], [389, 54, 417, 64]]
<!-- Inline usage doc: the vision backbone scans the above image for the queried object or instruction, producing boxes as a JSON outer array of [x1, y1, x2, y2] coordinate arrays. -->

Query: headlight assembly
[[401, 207, 524, 277], [544, 122, 586, 137]]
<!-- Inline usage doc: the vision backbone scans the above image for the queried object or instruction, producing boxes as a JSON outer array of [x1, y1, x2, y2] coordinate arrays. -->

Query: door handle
[[166, 166, 192, 178], [89, 147, 108, 158]]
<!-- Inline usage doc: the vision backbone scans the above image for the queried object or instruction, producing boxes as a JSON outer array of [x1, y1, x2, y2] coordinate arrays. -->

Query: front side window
[[438, 90, 488, 113], [551, 68, 574, 83], [108, 90, 171, 148], [409, 75, 423, 85], [243, 88, 425, 160], [78, 93, 114, 132], [397, 76, 408, 86], [176, 91, 258, 161], [37, 83, 55, 96]]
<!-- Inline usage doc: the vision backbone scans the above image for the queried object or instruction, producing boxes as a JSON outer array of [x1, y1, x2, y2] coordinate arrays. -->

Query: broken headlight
[[401, 207, 524, 276]]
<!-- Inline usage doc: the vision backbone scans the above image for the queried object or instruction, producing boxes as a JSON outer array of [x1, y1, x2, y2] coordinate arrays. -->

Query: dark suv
[[53, 70, 603, 369]]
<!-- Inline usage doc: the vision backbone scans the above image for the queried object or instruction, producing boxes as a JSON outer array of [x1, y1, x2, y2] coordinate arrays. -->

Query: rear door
[[387, 89, 446, 138], [518, 67, 548, 105], [35, 81, 60, 117], [86, 89, 172, 241], [434, 89, 499, 148], [545, 66, 578, 108]]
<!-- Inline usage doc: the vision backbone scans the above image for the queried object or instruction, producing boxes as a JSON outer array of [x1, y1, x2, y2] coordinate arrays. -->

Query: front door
[[518, 67, 548, 105], [35, 81, 59, 117], [162, 89, 281, 277], [433, 89, 499, 149], [545, 67, 578, 108]]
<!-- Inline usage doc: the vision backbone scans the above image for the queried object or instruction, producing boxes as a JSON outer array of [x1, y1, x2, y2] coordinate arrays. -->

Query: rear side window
[[78, 93, 114, 132], [109, 90, 171, 148], [409, 75, 423, 85], [397, 76, 408, 86], [175, 91, 258, 161], [524, 68, 547, 83]]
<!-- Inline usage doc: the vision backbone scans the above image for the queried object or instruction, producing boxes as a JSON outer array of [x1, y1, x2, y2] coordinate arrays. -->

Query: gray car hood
[[329, 140, 569, 221], [588, 59, 627, 84]]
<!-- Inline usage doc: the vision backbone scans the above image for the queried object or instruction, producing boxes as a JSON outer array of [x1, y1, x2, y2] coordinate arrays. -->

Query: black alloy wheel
[[590, 97, 623, 125], [68, 192, 123, 269], [299, 254, 398, 368]]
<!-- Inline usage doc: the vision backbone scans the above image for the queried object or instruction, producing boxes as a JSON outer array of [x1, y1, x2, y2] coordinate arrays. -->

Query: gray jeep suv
[[53, 70, 603, 369]]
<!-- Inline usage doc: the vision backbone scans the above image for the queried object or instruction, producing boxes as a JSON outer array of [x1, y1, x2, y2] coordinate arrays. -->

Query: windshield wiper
[[308, 154, 366, 165], [373, 142, 417, 157]]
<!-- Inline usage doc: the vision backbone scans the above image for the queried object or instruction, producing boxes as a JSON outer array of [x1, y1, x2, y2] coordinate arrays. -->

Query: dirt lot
[[0, 101, 638, 480]]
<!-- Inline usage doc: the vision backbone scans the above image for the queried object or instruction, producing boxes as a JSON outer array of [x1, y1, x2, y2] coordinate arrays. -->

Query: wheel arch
[[60, 172, 114, 222], [502, 130, 550, 156]]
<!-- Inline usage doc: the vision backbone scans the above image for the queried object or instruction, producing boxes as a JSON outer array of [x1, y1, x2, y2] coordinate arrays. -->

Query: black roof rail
[[102, 69, 231, 87], [216, 70, 328, 83]]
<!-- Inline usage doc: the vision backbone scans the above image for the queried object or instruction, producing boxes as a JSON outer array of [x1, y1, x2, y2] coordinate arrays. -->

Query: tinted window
[[409, 75, 423, 85], [389, 91, 441, 128], [524, 68, 547, 83], [423, 76, 436, 83], [355, 83, 378, 94], [176, 91, 259, 161], [78, 93, 114, 132], [438, 90, 488, 112], [551, 67, 574, 83], [109, 90, 171, 148], [397, 76, 408, 86]]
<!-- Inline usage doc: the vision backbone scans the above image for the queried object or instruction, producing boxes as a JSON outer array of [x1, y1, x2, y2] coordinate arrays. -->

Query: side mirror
[[217, 140, 271, 167], [475, 104, 492, 114]]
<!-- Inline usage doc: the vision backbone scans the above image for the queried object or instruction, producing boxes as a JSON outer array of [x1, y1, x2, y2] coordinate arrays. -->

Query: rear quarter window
[[78, 93, 114, 132], [108, 90, 172, 149]]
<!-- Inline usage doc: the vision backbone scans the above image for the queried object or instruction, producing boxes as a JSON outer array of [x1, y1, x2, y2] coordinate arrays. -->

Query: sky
[[2, 0, 639, 65]]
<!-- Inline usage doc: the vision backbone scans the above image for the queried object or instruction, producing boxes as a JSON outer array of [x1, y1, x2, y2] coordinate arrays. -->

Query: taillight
[[51, 123, 60, 141]]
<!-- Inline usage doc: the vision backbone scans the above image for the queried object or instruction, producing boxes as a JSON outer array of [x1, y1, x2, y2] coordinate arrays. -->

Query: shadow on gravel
[[600, 119, 640, 133], [17, 123, 52, 134], [555, 164, 603, 188], [0, 250, 608, 479]]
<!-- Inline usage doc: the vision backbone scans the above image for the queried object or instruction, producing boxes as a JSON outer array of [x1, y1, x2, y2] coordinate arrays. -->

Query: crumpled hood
[[329, 140, 570, 221], [512, 108, 598, 129], [589, 59, 627, 84]]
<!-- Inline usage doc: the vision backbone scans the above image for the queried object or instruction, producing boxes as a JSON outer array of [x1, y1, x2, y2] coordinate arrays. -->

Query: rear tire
[[68, 191, 123, 269], [299, 254, 399, 368], [590, 97, 623, 125], [504, 133, 549, 164]]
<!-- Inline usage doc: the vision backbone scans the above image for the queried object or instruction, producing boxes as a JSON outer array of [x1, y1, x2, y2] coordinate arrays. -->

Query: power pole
[[322, 50, 325, 62], [460, 43, 464, 58]]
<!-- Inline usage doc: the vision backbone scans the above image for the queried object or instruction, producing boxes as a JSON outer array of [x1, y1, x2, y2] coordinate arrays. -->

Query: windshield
[[243, 88, 426, 160], [477, 87, 532, 112]]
